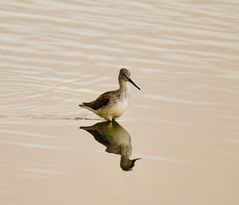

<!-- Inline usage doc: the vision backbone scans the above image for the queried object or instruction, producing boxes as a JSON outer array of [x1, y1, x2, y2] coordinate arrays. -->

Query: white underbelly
[[97, 100, 129, 120], [110, 100, 128, 118]]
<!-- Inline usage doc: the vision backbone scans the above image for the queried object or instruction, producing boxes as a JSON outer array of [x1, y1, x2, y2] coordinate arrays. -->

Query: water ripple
[[0, 0, 238, 120]]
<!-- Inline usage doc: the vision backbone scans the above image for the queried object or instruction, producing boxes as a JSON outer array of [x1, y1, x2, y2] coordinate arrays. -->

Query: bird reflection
[[80, 121, 140, 171]]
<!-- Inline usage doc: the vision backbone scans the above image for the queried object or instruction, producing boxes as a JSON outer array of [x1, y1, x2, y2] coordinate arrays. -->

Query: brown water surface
[[0, 1, 239, 204]]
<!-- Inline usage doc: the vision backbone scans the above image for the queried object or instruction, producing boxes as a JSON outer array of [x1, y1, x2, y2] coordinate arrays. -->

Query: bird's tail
[[79, 102, 87, 108], [79, 104, 84, 108], [79, 103, 91, 111]]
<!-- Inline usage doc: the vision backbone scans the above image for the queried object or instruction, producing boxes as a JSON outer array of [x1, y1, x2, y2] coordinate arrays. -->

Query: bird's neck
[[119, 79, 130, 94]]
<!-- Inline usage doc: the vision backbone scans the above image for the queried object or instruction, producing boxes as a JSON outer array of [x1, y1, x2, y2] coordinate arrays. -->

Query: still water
[[0, 1, 239, 204]]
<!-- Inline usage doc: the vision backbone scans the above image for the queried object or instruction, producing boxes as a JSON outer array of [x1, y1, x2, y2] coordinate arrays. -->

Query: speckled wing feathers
[[82, 92, 111, 110]]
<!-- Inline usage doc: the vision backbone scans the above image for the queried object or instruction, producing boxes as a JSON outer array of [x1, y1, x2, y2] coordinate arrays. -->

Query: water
[[0, 1, 239, 204]]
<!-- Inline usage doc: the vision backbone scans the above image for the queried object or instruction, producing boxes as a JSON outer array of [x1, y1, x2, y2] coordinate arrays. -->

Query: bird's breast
[[112, 99, 128, 116], [100, 95, 128, 119]]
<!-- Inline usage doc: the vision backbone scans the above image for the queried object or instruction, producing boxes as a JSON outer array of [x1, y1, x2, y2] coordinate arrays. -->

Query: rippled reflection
[[80, 121, 140, 171]]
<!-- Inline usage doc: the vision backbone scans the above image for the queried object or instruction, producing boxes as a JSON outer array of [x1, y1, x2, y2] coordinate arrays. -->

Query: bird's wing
[[83, 92, 111, 110]]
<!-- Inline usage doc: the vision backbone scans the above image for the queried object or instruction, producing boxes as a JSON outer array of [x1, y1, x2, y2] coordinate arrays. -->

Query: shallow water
[[0, 1, 239, 204]]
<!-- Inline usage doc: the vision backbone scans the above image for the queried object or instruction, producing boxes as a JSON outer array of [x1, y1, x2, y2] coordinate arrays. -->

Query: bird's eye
[[123, 73, 128, 79]]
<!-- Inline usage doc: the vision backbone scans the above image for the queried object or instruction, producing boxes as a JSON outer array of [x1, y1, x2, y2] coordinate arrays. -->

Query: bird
[[80, 120, 140, 171], [79, 68, 140, 121]]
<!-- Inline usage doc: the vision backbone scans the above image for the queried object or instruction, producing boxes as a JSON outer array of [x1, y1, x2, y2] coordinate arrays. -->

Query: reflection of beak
[[120, 157, 141, 171], [128, 78, 141, 90]]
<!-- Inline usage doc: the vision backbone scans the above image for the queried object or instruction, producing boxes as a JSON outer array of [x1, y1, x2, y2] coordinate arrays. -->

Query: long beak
[[128, 78, 141, 90]]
